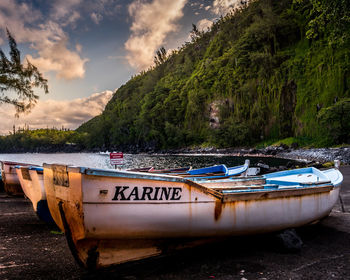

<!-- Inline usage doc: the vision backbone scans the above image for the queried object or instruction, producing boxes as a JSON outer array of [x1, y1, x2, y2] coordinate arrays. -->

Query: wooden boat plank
[[300, 180, 331, 185], [212, 185, 266, 191], [222, 184, 334, 202], [201, 178, 266, 187]]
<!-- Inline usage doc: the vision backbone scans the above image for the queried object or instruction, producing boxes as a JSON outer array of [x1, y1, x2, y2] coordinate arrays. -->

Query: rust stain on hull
[[43, 163, 341, 270], [214, 200, 223, 221], [222, 185, 333, 202], [4, 183, 24, 196]]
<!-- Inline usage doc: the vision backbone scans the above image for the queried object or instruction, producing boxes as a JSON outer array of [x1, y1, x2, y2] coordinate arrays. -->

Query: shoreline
[[1, 146, 349, 165], [156, 146, 350, 165]]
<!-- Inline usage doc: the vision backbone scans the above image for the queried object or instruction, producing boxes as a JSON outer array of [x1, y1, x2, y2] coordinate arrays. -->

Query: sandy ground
[[0, 166, 349, 280]]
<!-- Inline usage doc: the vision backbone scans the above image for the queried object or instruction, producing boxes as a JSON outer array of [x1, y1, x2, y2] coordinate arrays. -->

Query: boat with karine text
[[43, 162, 343, 269]]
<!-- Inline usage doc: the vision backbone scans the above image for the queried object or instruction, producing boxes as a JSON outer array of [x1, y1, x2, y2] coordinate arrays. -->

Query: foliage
[[317, 98, 350, 145], [0, 129, 88, 153], [78, 0, 350, 150], [294, 0, 350, 43], [0, 30, 48, 115], [154, 47, 167, 66], [256, 136, 314, 149]]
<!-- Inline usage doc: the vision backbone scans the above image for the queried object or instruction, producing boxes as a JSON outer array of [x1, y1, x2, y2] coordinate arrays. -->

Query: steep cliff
[[78, 0, 350, 150]]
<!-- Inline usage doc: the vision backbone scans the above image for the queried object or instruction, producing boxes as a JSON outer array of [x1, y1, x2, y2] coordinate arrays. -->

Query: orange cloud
[[0, 0, 87, 80], [0, 90, 113, 134], [125, 0, 188, 70]]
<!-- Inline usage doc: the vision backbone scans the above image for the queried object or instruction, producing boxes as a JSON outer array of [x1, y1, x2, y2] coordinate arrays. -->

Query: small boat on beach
[[15, 166, 54, 223], [183, 159, 250, 179], [129, 160, 251, 180], [0, 161, 31, 196], [43, 162, 343, 269]]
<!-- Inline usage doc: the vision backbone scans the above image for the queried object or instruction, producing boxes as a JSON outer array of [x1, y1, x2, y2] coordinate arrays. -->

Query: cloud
[[91, 12, 103, 24], [76, 43, 82, 52], [0, 0, 87, 80], [211, 0, 246, 15], [197, 18, 213, 31], [125, 0, 188, 70], [50, 0, 82, 23], [26, 36, 89, 80], [0, 90, 114, 134]]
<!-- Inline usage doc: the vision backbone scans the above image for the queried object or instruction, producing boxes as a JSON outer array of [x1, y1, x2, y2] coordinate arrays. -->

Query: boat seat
[[299, 180, 331, 186], [220, 184, 279, 193]]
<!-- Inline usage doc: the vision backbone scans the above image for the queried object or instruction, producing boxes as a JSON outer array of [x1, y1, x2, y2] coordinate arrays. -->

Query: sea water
[[0, 153, 295, 170]]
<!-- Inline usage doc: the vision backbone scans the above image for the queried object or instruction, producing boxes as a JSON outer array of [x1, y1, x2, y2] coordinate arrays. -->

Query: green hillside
[[78, 0, 350, 151], [0, 128, 87, 153]]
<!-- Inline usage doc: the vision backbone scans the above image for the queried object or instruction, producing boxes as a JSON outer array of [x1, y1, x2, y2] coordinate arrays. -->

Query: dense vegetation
[[77, 0, 349, 151], [2, 0, 349, 153], [0, 129, 87, 153]]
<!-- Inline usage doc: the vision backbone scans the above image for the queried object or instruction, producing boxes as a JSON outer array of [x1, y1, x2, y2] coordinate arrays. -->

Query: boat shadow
[[80, 220, 350, 279]]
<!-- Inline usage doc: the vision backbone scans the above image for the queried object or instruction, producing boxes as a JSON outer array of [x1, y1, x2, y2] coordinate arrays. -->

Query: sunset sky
[[0, 0, 239, 134]]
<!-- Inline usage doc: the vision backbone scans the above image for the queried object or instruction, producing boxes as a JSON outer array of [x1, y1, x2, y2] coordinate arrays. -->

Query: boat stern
[[43, 164, 85, 240], [1, 161, 25, 196]]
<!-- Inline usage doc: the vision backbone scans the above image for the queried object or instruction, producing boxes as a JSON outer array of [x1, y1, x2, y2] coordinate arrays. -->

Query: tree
[[154, 46, 167, 66], [294, 0, 350, 43], [0, 30, 48, 116], [318, 98, 350, 145], [190, 23, 201, 41]]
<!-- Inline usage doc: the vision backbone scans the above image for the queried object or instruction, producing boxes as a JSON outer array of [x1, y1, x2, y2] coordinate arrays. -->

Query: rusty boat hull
[[43, 164, 343, 269]]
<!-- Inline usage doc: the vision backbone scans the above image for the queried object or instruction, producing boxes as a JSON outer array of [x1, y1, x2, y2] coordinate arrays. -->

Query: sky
[[0, 0, 242, 135]]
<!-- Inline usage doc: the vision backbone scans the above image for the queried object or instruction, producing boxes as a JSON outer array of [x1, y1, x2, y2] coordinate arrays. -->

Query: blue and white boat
[[43, 161, 342, 269], [185, 159, 250, 179], [15, 165, 54, 223], [133, 160, 251, 179]]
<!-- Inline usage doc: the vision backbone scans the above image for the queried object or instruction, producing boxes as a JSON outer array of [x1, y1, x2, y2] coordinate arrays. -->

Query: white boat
[[0, 161, 30, 196], [43, 163, 343, 269], [15, 166, 54, 223]]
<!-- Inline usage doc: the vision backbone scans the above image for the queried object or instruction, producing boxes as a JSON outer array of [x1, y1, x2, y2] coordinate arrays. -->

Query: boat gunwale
[[263, 167, 324, 178], [222, 184, 334, 202], [79, 183, 336, 204], [42, 163, 343, 202], [43, 163, 224, 200]]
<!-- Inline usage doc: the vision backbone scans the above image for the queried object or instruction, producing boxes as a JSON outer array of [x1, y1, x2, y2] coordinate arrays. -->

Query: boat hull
[[1, 161, 26, 196], [16, 167, 54, 223], [44, 164, 342, 269]]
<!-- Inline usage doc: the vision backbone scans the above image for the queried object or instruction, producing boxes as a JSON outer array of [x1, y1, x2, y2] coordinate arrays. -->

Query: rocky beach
[[169, 146, 350, 165], [0, 165, 349, 279], [0, 151, 349, 279]]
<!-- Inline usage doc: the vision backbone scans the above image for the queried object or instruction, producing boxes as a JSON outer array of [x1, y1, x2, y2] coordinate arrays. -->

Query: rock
[[269, 167, 278, 172], [278, 165, 287, 171], [276, 228, 303, 252], [248, 148, 258, 154], [279, 143, 289, 150], [257, 162, 270, 169], [291, 142, 299, 149]]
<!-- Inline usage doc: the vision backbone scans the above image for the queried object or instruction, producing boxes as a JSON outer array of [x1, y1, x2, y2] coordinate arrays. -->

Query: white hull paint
[[16, 167, 45, 212], [43, 164, 342, 269], [1, 161, 28, 195], [83, 188, 340, 239]]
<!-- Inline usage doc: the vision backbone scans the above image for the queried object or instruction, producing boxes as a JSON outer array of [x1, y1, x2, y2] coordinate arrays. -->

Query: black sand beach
[[0, 166, 349, 280]]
